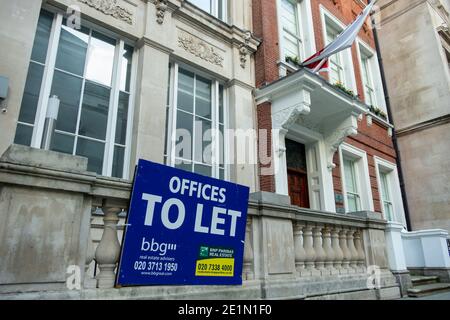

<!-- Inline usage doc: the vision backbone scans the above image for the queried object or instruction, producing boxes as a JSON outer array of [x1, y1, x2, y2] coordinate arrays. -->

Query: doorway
[[286, 139, 310, 208]]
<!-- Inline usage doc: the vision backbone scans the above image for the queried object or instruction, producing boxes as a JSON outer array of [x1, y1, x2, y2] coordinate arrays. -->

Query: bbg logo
[[141, 237, 177, 256]]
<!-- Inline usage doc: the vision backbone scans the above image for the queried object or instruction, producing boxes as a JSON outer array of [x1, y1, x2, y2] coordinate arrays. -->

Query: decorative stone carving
[[178, 32, 224, 67], [155, 0, 168, 24], [78, 0, 133, 24], [239, 31, 252, 69], [272, 89, 311, 130], [324, 116, 358, 170], [239, 44, 248, 68]]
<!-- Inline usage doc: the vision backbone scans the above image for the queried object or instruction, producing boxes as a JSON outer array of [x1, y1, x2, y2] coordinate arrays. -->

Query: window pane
[[178, 69, 194, 113], [380, 172, 391, 201], [31, 11, 54, 63], [384, 202, 393, 221], [189, 0, 212, 13], [18, 63, 44, 124], [219, 123, 224, 165], [176, 111, 193, 160], [76, 138, 105, 174], [51, 70, 83, 134], [347, 194, 359, 212], [14, 124, 33, 146], [115, 92, 129, 145], [55, 24, 89, 76], [175, 160, 192, 172], [219, 84, 224, 123], [112, 145, 125, 178], [85, 31, 116, 86], [195, 117, 212, 164], [219, 167, 225, 180], [281, 0, 297, 35], [79, 81, 110, 140], [195, 75, 212, 119], [194, 163, 212, 177], [344, 159, 358, 193], [120, 45, 133, 92], [50, 132, 74, 154]]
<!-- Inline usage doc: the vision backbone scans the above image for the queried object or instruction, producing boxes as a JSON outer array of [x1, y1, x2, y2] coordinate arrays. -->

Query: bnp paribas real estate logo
[[199, 246, 209, 258]]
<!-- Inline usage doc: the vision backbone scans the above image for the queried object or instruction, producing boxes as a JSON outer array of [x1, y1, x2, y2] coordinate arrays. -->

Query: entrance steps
[[407, 276, 450, 298]]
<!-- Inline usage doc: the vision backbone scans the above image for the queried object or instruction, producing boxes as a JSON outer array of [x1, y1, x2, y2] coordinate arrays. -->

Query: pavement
[[400, 291, 450, 300]]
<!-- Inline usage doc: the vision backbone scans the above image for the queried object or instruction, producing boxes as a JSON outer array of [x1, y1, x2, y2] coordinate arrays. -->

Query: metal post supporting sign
[[116, 159, 250, 286]]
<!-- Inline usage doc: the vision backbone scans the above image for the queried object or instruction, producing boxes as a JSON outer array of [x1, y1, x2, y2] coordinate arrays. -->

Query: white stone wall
[[0, 0, 259, 191]]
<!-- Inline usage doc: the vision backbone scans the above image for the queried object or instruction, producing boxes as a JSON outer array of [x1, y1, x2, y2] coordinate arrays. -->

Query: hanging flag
[[302, 0, 377, 73]]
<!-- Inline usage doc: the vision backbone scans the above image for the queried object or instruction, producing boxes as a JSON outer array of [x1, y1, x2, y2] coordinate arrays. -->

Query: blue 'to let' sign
[[116, 159, 250, 286]]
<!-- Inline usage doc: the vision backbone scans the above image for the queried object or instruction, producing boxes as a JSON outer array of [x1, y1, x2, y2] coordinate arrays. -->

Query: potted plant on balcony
[[369, 105, 388, 121], [333, 81, 358, 99], [285, 55, 301, 68]]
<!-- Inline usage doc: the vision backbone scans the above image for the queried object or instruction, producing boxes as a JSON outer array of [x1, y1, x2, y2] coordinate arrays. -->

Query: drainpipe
[[370, 1, 412, 231]]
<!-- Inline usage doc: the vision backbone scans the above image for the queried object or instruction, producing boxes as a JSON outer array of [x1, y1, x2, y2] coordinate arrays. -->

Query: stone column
[[340, 228, 351, 274], [131, 38, 171, 175], [354, 229, 366, 272], [331, 227, 344, 273], [84, 209, 97, 289], [313, 224, 326, 273], [303, 223, 316, 275], [347, 228, 359, 273], [294, 222, 306, 276], [243, 217, 254, 281], [95, 206, 122, 289], [322, 225, 334, 275]]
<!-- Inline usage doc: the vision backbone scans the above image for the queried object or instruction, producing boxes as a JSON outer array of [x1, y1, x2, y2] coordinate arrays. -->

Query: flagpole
[[312, 59, 327, 73]]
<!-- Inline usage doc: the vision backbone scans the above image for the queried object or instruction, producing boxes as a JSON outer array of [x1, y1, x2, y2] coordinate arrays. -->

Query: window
[[374, 157, 406, 226], [360, 48, 376, 106], [280, 0, 304, 62], [326, 24, 345, 84], [188, 0, 227, 22], [379, 172, 393, 221], [339, 143, 373, 213], [166, 63, 226, 179], [343, 158, 361, 212], [14, 10, 135, 178]]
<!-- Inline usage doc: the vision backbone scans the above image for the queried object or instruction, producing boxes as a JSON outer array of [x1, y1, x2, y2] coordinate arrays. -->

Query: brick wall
[[257, 101, 276, 192], [252, 0, 398, 214], [333, 114, 396, 214]]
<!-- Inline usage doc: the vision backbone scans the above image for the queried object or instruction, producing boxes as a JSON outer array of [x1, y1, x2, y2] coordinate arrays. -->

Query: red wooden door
[[288, 168, 310, 208]]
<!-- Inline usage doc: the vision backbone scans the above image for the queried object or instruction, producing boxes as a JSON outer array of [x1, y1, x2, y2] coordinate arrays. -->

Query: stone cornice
[[136, 36, 174, 54]]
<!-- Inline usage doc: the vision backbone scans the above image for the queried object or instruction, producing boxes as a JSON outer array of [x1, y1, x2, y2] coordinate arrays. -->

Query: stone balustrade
[[0, 146, 400, 299]]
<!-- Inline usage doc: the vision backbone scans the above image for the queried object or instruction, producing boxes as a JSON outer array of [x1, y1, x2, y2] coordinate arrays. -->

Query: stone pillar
[[322, 225, 334, 275], [331, 227, 344, 273], [340, 228, 351, 274], [347, 228, 359, 273], [354, 229, 366, 272], [294, 222, 306, 275], [243, 217, 254, 281], [272, 128, 289, 196], [313, 224, 326, 272], [84, 210, 97, 289], [95, 206, 122, 289], [131, 39, 171, 175], [303, 223, 316, 275]]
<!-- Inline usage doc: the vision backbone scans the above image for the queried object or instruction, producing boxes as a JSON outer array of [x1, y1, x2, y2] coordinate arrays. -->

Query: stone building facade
[[378, 0, 450, 233], [0, 0, 427, 300]]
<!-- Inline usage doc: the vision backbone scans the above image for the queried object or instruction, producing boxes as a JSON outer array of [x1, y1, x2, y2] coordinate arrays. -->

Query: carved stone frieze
[[178, 32, 224, 67], [77, 0, 133, 24]]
